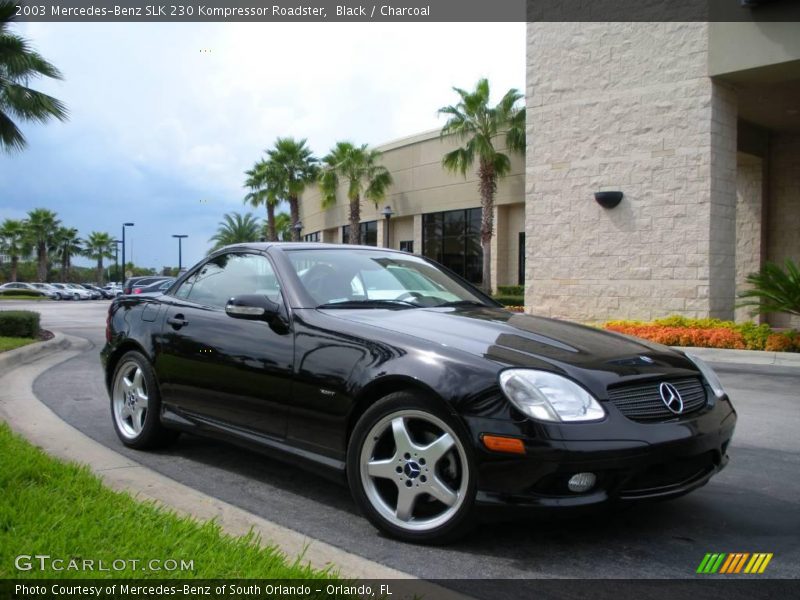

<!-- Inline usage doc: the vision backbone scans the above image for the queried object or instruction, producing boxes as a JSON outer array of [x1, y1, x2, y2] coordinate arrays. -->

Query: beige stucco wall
[[766, 133, 800, 329], [298, 129, 526, 289], [735, 153, 765, 323], [388, 216, 414, 250], [709, 22, 800, 79], [299, 130, 524, 238], [525, 22, 739, 322]]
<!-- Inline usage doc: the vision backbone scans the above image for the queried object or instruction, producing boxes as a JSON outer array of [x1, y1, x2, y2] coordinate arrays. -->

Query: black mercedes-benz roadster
[[102, 243, 736, 543]]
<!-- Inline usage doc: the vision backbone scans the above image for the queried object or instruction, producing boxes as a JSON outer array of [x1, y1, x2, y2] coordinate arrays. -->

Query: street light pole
[[121, 222, 134, 281], [172, 234, 188, 272], [114, 240, 122, 282]]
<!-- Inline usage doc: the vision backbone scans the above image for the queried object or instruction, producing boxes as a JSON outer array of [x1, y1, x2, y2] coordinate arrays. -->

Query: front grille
[[607, 377, 707, 422]]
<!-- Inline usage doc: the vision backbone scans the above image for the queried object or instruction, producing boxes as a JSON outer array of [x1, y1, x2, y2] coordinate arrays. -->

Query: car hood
[[329, 306, 697, 378]]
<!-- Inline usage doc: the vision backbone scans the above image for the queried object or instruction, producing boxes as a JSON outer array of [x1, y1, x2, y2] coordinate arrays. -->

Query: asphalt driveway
[[8, 300, 800, 579]]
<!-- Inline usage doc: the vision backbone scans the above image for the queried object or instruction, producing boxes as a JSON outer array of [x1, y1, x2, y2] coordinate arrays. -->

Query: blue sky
[[1, 22, 525, 270]]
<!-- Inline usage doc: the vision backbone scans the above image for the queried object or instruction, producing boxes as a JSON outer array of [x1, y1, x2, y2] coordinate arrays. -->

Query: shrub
[[604, 314, 800, 352], [505, 305, 525, 313], [605, 324, 747, 350], [0, 311, 40, 338], [0, 289, 43, 298], [493, 294, 524, 307], [734, 321, 773, 351], [497, 285, 523, 296], [764, 333, 794, 352]]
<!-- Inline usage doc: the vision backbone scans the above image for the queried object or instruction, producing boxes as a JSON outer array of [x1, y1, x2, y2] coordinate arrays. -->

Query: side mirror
[[225, 294, 281, 321]]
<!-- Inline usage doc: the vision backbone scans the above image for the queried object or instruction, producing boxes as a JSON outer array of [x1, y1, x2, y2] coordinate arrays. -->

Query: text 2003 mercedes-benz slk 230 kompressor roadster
[[102, 243, 736, 543]]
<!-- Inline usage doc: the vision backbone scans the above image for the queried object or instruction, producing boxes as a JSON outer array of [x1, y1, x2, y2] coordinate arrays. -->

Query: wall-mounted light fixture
[[594, 191, 623, 209]]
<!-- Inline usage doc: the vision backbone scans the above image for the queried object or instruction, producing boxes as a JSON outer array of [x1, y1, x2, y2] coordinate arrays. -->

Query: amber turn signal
[[481, 434, 526, 455]]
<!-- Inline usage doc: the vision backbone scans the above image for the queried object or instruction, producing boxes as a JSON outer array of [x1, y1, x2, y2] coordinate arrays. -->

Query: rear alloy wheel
[[111, 351, 178, 449], [348, 392, 476, 543]]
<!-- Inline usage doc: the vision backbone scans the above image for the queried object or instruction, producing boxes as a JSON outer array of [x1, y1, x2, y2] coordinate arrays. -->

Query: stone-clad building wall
[[734, 154, 764, 323], [767, 134, 800, 329], [525, 22, 738, 322]]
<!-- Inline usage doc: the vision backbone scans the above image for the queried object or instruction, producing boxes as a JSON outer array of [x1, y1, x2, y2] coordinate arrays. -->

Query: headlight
[[498, 369, 605, 423], [685, 354, 726, 399]]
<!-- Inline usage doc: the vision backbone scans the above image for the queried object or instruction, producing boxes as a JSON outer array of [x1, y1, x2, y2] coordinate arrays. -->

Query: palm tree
[[53, 226, 82, 282], [438, 78, 525, 291], [0, 218, 28, 280], [0, 1, 68, 152], [209, 212, 262, 252], [319, 142, 392, 245], [738, 259, 800, 318], [82, 231, 115, 284], [274, 212, 291, 241], [24, 208, 60, 281], [244, 159, 281, 241], [267, 137, 318, 241]]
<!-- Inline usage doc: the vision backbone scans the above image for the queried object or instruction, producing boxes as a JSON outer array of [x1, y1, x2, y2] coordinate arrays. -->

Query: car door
[[154, 251, 293, 439]]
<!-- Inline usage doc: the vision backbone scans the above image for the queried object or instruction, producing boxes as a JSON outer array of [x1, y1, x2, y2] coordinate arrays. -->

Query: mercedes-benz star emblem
[[659, 382, 684, 414]]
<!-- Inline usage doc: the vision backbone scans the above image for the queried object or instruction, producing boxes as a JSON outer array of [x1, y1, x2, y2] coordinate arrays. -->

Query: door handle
[[167, 314, 189, 329]]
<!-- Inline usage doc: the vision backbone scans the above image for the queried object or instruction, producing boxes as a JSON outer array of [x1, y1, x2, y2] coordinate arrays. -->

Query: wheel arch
[[105, 339, 153, 391], [346, 375, 457, 446]]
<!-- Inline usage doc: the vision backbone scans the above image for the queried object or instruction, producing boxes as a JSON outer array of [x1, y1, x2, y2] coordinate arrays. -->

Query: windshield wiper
[[435, 300, 488, 308], [317, 299, 419, 309]]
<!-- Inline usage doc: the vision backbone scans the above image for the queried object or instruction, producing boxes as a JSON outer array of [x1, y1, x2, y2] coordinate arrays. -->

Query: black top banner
[[10, 0, 800, 22]]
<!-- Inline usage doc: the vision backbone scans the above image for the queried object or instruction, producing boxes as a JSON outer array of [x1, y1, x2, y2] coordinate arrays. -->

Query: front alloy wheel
[[348, 392, 476, 543]]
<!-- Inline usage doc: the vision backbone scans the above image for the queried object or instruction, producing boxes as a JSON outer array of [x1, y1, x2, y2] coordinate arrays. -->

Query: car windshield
[[287, 248, 488, 308]]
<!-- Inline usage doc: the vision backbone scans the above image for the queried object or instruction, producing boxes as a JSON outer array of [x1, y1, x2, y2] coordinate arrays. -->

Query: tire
[[347, 391, 477, 544], [110, 350, 179, 449]]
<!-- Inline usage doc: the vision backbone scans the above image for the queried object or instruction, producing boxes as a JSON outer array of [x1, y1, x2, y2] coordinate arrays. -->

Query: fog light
[[567, 472, 596, 493]]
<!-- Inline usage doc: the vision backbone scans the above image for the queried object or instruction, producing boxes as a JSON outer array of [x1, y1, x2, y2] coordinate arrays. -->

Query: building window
[[342, 221, 378, 246], [399, 240, 414, 253], [303, 231, 321, 242], [518, 232, 525, 286], [422, 208, 482, 284]]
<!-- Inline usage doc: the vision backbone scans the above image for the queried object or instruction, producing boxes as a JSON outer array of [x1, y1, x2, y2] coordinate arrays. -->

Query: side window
[[177, 253, 281, 309], [172, 272, 196, 300]]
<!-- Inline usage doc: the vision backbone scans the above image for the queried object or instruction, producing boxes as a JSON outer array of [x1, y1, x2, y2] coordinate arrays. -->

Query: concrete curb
[[0, 334, 470, 596], [673, 346, 800, 367], [0, 330, 69, 372]]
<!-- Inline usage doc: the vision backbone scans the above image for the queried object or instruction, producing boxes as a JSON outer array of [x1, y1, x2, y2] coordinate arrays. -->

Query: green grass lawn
[[0, 337, 36, 353], [0, 295, 51, 301], [0, 423, 337, 579]]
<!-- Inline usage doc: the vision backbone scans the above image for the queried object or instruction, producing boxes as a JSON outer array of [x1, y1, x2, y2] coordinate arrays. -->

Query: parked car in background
[[102, 243, 737, 543], [105, 283, 123, 297], [81, 283, 113, 299], [123, 276, 172, 295], [134, 278, 176, 297], [0, 282, 53, 298], [64, 283, 94, 300], [49, 283, 80, 300], [30, 282, 65, 299]]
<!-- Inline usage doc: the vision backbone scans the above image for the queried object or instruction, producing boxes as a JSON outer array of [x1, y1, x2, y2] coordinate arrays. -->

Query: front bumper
[[462, 396, 737, 510]]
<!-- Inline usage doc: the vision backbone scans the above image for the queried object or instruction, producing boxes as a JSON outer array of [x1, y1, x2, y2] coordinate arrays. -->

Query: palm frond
[[0, 2, 68, 152], [737, 260, 800, 317]]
